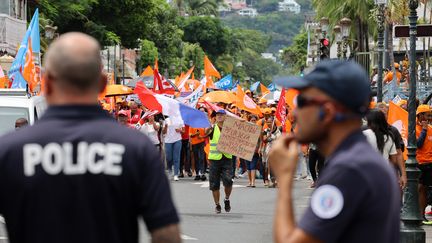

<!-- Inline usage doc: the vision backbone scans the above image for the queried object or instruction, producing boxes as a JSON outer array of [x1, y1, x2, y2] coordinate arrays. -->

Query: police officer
[[270, 60, 400, 243], [0, 33, 180, 243]]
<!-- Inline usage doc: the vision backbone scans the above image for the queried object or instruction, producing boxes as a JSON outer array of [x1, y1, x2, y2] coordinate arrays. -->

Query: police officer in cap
[[269, 60, 400, 243], [0, 33, 180, 243]]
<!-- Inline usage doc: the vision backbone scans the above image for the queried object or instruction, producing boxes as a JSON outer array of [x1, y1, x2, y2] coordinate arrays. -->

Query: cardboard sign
[[217, 116, 261, 161]]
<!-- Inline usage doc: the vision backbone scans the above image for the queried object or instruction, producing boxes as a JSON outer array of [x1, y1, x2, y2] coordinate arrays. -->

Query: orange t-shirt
[[416, 125, 432, 164], [256, 118, 281, 128], [189, 127, 206, 145], [383, 71, 402, 85]]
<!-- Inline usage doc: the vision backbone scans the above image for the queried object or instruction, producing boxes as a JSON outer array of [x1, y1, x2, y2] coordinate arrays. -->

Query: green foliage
[[222, 12, 304, 53], [182, 43, 205, 77], [282, 31, 307, 74], [140, 40, 159, 69], [227, 28, 271, 54], [181, 16, 230, 59], [255, 0, 279, 13], [185, 0, 219, 16]]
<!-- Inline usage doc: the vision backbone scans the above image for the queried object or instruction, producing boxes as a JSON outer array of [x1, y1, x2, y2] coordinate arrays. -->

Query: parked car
[[0, 89, 47, 136]]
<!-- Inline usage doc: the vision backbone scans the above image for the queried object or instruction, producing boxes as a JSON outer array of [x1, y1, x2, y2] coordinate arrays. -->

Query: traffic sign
[[394, 25, 432, 38]]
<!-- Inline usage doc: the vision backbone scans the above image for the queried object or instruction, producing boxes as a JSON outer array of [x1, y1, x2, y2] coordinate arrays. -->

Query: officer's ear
[[43, 70, 54, 96], [98, 72, 107, 94]]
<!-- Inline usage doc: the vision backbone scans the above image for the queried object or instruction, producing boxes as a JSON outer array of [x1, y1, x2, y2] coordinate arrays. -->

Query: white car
[[0, 89, 47, 136]]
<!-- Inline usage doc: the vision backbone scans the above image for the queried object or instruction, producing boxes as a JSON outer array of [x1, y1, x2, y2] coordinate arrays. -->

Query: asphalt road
[[2, 176, 431, 242]]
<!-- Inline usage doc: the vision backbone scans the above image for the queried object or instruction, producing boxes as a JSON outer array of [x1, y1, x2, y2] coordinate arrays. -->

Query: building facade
[[278, 0, 301, 14]]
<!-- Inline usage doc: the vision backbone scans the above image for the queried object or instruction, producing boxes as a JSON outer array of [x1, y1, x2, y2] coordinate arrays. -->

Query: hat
[[118, 110, 129, 117], [216, 109, 227, 115], [274, 60, 371, 115], [394, 63, 400, 69], [245, 90, 252, 94], [373, 65, 378, 69], [263, 108, 272, 115], [258, 98, 268, 104], [416, 104, 431, 115]]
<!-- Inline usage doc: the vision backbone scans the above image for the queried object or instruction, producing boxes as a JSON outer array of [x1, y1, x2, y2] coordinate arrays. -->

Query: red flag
[[276, 89, 287, 123]]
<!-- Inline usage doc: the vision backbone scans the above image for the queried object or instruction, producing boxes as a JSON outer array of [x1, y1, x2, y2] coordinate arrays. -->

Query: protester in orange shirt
[[190, 125, 207, 181], [383, 63, 402, 85], [416, 105, 432, 224]]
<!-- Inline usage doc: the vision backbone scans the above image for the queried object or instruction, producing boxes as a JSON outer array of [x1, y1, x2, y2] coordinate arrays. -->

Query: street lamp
[[333, 25, 342, 59], [315, 27, 322, 61], [375, 0, 387, 102], [340, 17, 352, 59], [320, 17, 329, 37], [45, 24, 58, 41], [400, 0, 425, 242], [310, 42, 317, 64]]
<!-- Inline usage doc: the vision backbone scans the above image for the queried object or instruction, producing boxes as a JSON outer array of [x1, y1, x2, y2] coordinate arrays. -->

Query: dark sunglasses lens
[[297, 95, 306, 108]]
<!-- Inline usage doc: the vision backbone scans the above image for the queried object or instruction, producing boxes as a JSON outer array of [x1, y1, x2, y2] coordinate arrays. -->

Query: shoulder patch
[[311, 184, 344, 219]]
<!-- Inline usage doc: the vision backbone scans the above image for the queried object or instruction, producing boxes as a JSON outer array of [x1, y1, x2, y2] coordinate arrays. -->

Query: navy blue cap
[[274, 60, 371, 114], [216, 109, 226, 115]]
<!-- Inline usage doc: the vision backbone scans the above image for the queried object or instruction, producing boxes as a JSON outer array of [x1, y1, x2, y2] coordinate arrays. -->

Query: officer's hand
[[269, 135, 299, 180]]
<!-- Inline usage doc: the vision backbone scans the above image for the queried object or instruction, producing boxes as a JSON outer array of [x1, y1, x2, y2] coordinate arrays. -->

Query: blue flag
[[214, 74, 233, 90], [250, 81, 260, 92], [268, 83, 277, 92], [10, 9, 39, 89], [230, 80, 240, 92]]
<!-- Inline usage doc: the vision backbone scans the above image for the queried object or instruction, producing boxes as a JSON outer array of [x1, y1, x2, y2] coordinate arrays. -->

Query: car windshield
[[0, 107, 29, 136]]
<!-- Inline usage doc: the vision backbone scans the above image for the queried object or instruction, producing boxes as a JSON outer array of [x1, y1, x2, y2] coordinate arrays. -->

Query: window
[[0, 107, 29, 135]]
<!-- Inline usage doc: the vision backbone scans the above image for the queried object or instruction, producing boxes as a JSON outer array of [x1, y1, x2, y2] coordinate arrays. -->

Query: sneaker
[[194, 176, 201, 181], [423, 217, 432, 225], [174, 175, 179, 181], [215, 204, 222, 214], [224, 199, 231, 212], [179, 173, 184, 178], [187, 172, 193, 177], [201, 175, 207, 181]]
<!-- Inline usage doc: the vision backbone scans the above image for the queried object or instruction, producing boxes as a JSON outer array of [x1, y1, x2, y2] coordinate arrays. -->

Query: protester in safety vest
[[205, 109, 233, 214]]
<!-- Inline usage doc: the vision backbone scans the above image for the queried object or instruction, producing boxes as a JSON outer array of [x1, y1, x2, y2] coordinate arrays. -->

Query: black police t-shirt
[[0, 105, 179, 243], [298, 131, 400, 243]]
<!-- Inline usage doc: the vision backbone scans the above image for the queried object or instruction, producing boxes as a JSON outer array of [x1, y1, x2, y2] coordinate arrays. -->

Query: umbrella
[[125, 76, 154, 88], [202, 91, 238, 104], [261, 91, 281, 101], [105, 84, 134, 97]]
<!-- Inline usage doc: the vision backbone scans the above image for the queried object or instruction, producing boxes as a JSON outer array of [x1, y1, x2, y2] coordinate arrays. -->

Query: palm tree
[[185, 0, 219, 16], [312, 0, 376, 52]]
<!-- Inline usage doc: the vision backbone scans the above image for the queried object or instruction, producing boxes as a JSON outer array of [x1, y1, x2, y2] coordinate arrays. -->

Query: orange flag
[[285, 89, 299, 109], [236, 85, 262, 116], [387, 101, 408, 160], [0, 65, 7, 88], [22, 38, 38, 92], [140, 65, 153, 77], [178, 66, 195, 90], [204, 55, 221, 79], [260, 83, 270, 96]]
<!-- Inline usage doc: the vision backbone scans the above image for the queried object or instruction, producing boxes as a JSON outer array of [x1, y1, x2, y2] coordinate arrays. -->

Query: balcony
[[0, 13, 26, 56]]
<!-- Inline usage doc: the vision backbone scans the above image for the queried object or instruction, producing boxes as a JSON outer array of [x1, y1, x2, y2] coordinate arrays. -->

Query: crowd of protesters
[[100, 80, 432, 220]]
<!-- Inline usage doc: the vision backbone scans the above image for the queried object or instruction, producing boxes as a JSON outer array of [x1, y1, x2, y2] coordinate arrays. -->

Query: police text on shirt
[[23, 142, 125, 176]]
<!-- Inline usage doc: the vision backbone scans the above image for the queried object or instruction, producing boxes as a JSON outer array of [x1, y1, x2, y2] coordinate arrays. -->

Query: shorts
[[419, 163, 432, 186], [209, 157, 233, 191], [246, 153, 259, 171]]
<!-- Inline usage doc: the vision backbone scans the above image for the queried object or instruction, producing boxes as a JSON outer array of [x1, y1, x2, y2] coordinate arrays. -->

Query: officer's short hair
[[44, 32, 102, 91]]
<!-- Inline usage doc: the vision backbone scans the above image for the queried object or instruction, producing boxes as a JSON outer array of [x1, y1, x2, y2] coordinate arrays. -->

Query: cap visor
[[274, 76, 311, 89]]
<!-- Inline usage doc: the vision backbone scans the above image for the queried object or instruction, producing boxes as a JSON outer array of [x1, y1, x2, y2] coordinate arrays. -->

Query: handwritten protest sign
[[217, 116, 261, 161]]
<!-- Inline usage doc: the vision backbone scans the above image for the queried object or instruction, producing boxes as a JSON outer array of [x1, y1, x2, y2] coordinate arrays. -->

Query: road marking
[[181, 234, 198, 240], [192, 182, 246, 188], [0, 237, 7, 240], [0, 216, 4, 224]]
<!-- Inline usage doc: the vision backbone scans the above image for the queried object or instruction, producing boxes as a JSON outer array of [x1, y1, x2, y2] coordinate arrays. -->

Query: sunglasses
[[296, 95, 330, 109]]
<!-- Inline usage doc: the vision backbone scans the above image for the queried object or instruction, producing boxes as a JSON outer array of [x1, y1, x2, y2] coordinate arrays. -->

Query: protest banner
[[217, 116, 261, 161]]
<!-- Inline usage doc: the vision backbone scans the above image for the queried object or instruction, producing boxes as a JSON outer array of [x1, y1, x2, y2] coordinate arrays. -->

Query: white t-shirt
[[140, 122, 160, 145], [363, 129, 397, 161], [164, 118, 183, 143]]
